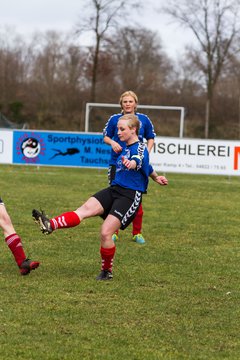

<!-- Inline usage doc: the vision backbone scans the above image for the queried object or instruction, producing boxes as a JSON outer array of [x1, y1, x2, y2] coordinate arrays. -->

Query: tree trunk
[[205, 98, 210, 139], [90, 36, 100, 102], [238, 91, 240, 139]]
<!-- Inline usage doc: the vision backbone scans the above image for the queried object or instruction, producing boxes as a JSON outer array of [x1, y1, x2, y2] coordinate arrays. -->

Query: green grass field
[[0, 164, 240, 359]]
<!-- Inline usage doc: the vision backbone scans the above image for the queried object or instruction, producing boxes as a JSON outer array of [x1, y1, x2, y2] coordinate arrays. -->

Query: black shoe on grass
[[96, 269, 113, 281], [32, 209, 53, 235], [19, 258, 40, 275]]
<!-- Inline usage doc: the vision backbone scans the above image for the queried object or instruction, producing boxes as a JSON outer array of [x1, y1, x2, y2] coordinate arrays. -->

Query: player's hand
[[122, 156, 133, 169], [155, 176, 168, 185], [111, 141, 122, 153]]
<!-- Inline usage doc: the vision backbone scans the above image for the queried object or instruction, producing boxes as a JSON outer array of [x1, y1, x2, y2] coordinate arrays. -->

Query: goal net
[[84, 102, 185, 138]]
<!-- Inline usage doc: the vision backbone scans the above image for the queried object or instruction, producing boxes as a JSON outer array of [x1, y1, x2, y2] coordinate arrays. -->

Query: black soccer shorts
[[93, 185, 142, 230]]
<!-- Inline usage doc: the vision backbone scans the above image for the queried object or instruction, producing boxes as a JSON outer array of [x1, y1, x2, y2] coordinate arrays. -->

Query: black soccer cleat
[[19, 258, 40, 275], [96, 269, 113, 281], [32, 209, 53, 235]]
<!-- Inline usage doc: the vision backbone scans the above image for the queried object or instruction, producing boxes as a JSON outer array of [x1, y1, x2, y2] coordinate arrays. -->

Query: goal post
[[85, 102, 185, 137]]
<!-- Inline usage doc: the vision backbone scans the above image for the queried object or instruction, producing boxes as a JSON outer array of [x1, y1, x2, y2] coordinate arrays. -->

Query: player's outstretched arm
[[150, 170, 168, 186]]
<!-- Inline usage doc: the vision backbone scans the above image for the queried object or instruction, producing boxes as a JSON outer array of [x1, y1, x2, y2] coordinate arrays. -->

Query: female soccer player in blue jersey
[[32, 114, 167, 280], [103, 90, 156, 244]]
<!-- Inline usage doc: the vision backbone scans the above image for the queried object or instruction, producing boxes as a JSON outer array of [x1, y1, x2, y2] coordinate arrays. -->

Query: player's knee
[[100, 224, 112, 242], [100, 227, 109, 240], [0, 212, 12, 229]]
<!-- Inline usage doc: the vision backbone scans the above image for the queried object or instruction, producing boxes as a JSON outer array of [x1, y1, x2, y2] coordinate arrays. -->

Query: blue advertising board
[[13, 130, 111, 168]]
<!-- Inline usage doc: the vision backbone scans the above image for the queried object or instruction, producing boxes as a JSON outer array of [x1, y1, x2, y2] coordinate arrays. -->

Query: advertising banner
[[1, 128, 240, 176], [150, 137, 240, 176], [12, 130, 111, 168], [0, 130, 13, 164]]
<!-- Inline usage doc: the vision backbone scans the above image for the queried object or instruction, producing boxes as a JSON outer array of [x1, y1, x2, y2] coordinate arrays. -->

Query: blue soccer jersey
[[103, 112, 156, 166], [112, 141, 150, 193]]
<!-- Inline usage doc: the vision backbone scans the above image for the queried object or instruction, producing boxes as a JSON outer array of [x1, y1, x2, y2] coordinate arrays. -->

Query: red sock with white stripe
[[100, 246, 116, 272], [5, 233, 26, 267], [50, 211, 80, 230]]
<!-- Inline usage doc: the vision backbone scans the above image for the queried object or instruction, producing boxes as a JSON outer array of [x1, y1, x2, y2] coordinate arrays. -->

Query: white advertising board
[[150, 137, 240, 176], [0, 130, 13, 164], [1, 129, 240, 176]]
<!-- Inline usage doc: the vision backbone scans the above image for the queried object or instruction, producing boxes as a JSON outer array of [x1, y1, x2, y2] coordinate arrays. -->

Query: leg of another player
[[0, 201, 40, 275], [132, 203, 145, 244]]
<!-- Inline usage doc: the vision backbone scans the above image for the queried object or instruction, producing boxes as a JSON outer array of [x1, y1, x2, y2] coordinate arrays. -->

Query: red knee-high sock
[[5, 233, 26, 267], [100, 246, 116, 272], [132, 203, 143, 235], [50, 211, 80, 230]]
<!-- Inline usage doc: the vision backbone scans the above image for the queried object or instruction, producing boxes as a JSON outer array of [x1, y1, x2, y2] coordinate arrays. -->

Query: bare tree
[[25, 31, 88, 129], [109, 27, 172, 96], [75, 0, 142, 102], [219, 53, 240, 138], [162, 0, 240, 138]]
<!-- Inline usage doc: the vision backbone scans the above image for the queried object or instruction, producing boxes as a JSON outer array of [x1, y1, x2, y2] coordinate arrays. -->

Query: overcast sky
[[0, 0, 194, 60]]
